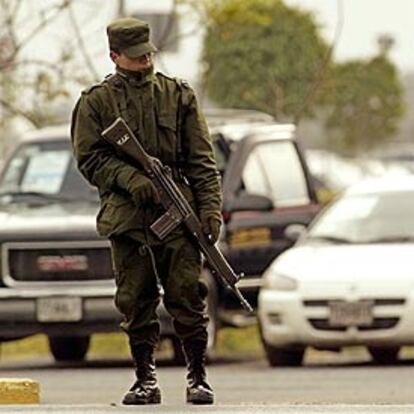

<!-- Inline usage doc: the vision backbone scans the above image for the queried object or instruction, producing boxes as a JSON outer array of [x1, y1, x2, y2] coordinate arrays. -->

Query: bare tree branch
[[1, 0, 18, 54], [11, 0, 23, 19], [0, 1, 102, 131], [4, 58, 64, 75], [159, 1, 207, 51], [13, 0, 72, 58], [270, 75, 285, 119], [156, 0, 178, 52], [242, 89, 274, 115], [67, 1, 100, 82], [293, 0, 344, 124], [0, 97, 42, 128]]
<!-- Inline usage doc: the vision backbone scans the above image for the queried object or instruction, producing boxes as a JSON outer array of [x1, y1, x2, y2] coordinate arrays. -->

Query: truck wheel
[[265, 346, 305, 367], [258, 320, 304, 367], [368, 346, 400, 364], [48, 335, 90, 362], [263, 341, 304, 367]]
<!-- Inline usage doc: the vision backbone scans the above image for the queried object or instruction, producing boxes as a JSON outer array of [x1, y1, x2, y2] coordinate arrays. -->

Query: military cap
[[107, 17, 157, 58]]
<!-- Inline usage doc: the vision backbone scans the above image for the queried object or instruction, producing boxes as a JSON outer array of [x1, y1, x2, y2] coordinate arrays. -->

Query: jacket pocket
[[157, 112, 178, 163], [97, 194, 142, 236]]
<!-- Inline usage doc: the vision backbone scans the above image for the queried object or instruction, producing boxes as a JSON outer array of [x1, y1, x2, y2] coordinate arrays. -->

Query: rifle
[[102, 117, 253, 313]]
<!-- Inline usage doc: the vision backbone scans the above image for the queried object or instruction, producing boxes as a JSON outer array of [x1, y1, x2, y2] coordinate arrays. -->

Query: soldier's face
[[110, 51, 153, 72]]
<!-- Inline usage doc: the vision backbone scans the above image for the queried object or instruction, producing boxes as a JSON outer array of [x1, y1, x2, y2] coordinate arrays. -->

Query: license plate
[[37, 297, 82, 322], [329, 300, 373, 327]]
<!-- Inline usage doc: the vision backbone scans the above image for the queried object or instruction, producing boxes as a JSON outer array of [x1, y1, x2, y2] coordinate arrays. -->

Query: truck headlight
[[262, 272, 298, 291]]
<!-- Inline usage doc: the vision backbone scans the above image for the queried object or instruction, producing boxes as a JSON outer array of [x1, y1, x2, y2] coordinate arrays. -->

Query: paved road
[[2, 405, 414, 414], [1, 352, 414, 412]]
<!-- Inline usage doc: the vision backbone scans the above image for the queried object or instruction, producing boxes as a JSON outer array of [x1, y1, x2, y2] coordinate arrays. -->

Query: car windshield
[[0, 140, 99, 203], [307, 191, 414, 244]]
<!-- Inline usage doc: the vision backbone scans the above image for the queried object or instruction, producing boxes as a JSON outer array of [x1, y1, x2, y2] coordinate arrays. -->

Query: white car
[[258, 175, 414, 366]]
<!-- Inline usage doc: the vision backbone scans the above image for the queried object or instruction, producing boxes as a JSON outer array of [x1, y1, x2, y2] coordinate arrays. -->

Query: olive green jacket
[[71, 67, 222, 244]]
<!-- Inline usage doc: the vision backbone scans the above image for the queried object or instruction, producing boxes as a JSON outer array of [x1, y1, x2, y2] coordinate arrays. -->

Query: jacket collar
[[116, 65, 154, 87]]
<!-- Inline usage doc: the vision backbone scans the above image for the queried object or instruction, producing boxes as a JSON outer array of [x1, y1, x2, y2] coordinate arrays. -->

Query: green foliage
[[202, 0, 331, 121], [201, 0, 405, 154], [216, 324, 263, 356], [1, 327, 263, 361], [325, 54, 405, 155]]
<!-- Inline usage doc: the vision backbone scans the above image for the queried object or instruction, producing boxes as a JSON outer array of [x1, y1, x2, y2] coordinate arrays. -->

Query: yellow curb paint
[[0, 378, 40, 404]]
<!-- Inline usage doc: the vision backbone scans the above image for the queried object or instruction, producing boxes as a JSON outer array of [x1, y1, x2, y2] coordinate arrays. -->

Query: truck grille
[[308, 317, 400, 332], [2, 241, 113, 284], [303, 298, 404, 332]]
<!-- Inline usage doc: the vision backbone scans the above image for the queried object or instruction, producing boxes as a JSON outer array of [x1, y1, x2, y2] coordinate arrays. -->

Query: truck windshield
[[242, 140, 311, 207], [0, 140, 99, 202]]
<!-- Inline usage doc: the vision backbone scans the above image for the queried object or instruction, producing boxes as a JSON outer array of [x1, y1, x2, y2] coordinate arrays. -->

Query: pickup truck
[[0, 109, 319, 362]]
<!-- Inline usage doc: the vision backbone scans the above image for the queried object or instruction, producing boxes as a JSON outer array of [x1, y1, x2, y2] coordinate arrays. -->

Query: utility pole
[[377, 33, 395, 55], [117, 0, 126, 17], [0, 35, 15, 157]]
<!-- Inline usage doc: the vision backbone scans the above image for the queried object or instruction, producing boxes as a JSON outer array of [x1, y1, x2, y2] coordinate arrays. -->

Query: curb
[[0, 378, 40, 404]]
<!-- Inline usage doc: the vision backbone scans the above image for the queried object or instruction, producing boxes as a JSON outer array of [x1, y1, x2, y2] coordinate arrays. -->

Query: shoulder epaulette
[[81, 82, 104, 95], [177, 78, 191, 89], [156, 71, 192, 88], [82, 73, 123, 95], [156, 71, 175, 82], [103, 73, 123, 87]]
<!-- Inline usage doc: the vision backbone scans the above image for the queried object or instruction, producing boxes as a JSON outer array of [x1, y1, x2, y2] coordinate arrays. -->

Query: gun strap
[[104, 81, 121, 118], [104, 73, 186, 172], [103, 74, 129, 120], [175, 83, 184, 164]]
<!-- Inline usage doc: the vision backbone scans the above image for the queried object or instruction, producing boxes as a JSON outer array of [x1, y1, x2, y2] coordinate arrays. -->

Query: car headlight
[[262, 272, 298, 291]]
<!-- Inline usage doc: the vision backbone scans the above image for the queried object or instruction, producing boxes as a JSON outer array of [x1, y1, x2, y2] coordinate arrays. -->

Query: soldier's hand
[[200, 212, 222, 244], [128, 173, 160, 206]]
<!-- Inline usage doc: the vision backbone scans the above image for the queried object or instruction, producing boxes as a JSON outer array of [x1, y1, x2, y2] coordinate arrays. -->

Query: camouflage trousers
[[109, 234, 208, 348]]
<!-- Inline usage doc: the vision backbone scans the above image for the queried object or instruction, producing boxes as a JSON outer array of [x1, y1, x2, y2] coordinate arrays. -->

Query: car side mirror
[[228, 192, 274, 212], [284, 223, 307, 242]]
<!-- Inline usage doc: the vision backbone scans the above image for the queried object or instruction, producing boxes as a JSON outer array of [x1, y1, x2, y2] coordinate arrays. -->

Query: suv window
[[0, 140, 98, 201], [242, 140, 310, 207], [212, 142, 227, 174]]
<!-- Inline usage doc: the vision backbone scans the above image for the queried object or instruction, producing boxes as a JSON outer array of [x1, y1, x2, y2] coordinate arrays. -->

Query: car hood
[[274, 243, 414, 285], [0, 201, 100, 240]]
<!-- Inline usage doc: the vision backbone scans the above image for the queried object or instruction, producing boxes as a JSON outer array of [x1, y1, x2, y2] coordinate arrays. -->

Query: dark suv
[[0, 110, 319, 362]]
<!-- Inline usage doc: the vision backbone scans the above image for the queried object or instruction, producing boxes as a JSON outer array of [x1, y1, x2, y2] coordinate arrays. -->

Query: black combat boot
[[183, 339, 214, 405], [122, 343, 161, 405]]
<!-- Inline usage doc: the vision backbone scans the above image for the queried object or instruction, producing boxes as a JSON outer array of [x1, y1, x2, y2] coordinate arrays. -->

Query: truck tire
[[368, 346, 400, 364], [263, 343, 305, 367], [258, 320, 304, 367], [48, 335, 90, 362]]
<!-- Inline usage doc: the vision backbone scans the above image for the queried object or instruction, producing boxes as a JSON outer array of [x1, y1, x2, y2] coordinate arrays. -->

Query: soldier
[[70, 17, 222, 405]]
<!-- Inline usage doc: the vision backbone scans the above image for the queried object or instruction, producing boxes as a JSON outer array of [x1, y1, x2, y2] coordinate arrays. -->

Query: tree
[[202, 0, 332, 121], [0, 0, 186, 136], [0, 0, 103, 133], [324, 44, 405, 155]]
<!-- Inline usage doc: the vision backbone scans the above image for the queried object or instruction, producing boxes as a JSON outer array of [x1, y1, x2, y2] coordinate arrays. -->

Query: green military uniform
[[72, 64, 221, 344], [71, 65, 221, 346], [71, 16, 221, 406]]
